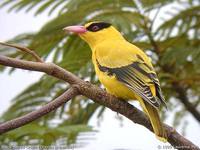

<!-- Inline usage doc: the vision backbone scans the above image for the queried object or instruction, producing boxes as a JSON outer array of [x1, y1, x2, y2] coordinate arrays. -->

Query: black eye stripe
[[86, 22, 111, 32]]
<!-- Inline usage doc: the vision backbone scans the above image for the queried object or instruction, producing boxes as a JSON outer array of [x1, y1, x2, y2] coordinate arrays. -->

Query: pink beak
[[63, 25, 87, 34]]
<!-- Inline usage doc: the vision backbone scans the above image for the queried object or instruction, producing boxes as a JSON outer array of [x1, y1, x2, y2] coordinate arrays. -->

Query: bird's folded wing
[[96, 57, 166, 109]]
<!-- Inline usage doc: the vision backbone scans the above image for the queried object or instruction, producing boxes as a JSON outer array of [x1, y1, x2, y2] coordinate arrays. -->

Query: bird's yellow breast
[[92, 50, 136, 100]]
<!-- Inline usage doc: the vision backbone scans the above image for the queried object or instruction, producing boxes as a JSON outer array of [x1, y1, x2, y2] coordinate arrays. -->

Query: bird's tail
[[139, 99, 168, 142]]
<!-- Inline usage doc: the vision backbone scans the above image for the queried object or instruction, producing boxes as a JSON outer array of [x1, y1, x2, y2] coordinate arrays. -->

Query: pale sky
[[0, 5, 199, 150]]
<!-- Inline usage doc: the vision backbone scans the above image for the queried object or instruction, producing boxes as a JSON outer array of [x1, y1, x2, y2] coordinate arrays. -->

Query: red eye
[[92, 25, 99, 31]]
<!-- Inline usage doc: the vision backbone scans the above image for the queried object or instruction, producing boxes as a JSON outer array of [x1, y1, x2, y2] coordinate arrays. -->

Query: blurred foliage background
[[0, 0, 200, 148]]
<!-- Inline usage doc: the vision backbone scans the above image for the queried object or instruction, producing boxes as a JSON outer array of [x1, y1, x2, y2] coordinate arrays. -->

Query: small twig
[[0, 87, 78, 134], [0, 41, 43, 62], [173, 82, 200, 123], [150, 7, 161, 31]]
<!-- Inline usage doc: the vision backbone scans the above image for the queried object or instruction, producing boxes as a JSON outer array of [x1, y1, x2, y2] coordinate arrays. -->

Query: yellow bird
[[64, 21, 167, 141]]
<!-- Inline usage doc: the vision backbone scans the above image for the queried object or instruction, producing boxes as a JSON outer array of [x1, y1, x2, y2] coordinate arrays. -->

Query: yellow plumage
[[66, 21, 168, 141]]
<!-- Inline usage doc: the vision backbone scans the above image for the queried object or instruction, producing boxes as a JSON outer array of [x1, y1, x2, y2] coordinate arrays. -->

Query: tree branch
[[0, 87, 78, 134], [0, 42, 43, 62], [0, 55, 199, 150], [173, 82, 200, 123], [0, 55, 81, 84]]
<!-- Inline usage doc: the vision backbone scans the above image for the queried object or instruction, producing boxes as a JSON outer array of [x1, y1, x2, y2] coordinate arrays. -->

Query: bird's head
[[63, 21, 124, 48]]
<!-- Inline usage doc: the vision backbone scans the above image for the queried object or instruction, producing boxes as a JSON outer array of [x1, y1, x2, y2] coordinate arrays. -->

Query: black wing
[[96, 59, 166, 109]]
